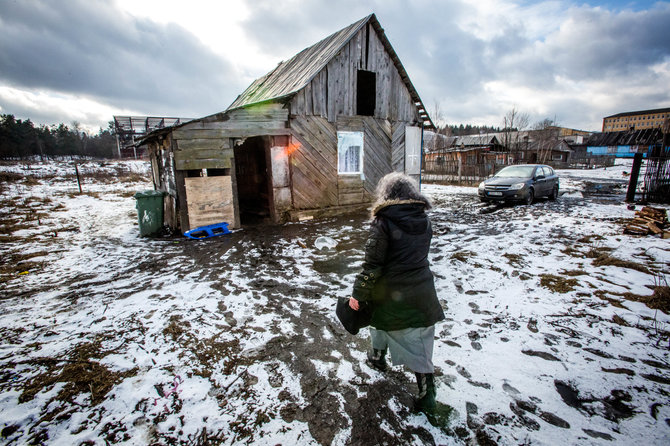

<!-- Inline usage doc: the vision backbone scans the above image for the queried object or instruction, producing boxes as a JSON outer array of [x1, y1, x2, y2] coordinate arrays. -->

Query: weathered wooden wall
[[290, 23, 419, 125], [173, 104, 290, 171], [391, 122, 406, 172], [336, 115, 392, 197], [147, 135, 180, 230], [289, 116, 339, 209], [171, 104, 289, 229]]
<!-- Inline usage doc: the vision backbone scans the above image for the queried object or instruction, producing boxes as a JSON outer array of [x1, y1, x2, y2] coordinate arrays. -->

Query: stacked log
[[624, 206, 669, 238]]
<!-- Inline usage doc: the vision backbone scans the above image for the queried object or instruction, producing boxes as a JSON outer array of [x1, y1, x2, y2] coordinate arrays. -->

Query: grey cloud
[[0, 0, 243, 117], [240, 0, 493, 103], [497, 3, 670, 87]]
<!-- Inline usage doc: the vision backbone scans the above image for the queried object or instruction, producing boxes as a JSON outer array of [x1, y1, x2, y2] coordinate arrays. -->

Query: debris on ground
[[624, 206, 669, 237]]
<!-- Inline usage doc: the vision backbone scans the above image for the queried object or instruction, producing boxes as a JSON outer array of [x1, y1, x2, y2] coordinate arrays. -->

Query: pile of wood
[[624, 206, 669, 238]]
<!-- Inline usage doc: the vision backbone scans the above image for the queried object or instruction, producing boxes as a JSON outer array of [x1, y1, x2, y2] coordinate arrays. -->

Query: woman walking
[[349, 172, 444, 413]]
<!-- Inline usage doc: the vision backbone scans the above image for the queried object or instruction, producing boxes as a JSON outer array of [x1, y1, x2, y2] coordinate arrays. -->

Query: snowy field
[[0, 159, 669, 445]]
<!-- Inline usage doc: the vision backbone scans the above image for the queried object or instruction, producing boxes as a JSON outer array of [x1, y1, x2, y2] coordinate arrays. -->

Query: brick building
[[602, 107, 670, 132]]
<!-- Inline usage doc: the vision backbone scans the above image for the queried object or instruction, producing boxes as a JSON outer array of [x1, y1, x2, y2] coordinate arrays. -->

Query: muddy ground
[[1, 163, 669, 445]]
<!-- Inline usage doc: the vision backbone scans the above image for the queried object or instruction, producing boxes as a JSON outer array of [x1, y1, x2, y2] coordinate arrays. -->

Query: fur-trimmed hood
[[371, 172, 431, 218], [371, 199, 429, 217]]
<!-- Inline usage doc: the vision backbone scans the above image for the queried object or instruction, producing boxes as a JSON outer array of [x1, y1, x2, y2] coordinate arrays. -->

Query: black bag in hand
[[336, 298, 372, 335]]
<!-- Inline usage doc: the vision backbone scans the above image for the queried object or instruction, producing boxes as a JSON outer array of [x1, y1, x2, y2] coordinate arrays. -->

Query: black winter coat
[[352, 200, 445, 331]]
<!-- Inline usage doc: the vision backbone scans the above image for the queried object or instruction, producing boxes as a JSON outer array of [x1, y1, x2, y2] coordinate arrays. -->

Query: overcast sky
[[1, 0, 668, 133]]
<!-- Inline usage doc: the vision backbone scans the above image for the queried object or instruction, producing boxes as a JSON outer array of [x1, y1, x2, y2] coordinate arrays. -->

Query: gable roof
[[226, 14, 434, 129]]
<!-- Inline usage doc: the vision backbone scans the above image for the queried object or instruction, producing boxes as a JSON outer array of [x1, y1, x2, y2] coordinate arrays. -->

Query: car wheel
[[549, 185, 558, 201], [525, 188, 534, 205]]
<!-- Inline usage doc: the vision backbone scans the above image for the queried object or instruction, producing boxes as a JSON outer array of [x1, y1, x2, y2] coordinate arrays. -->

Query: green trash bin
[[134, 190, 165, 237]]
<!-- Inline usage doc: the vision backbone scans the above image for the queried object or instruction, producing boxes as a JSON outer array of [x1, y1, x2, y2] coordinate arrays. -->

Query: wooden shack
[[141, 14, 433, 233]]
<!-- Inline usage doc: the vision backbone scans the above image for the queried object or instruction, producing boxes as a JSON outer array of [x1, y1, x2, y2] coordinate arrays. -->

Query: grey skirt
[[370, 325, 435, 373]]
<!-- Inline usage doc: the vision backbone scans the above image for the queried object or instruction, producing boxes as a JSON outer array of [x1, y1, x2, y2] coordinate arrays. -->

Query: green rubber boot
[[415, 373, 436, 413]]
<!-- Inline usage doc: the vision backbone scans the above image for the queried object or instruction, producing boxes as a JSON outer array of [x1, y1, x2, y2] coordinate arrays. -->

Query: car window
[[495, 166, 535, 178], [545, 166, 555, 176]]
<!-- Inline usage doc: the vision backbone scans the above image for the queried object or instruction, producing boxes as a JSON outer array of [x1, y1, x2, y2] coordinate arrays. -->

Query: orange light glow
[[274, 141, 301, 161]]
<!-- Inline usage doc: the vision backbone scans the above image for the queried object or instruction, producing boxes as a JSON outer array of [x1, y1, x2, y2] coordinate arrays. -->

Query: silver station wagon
[[478, 164, 559, 205]]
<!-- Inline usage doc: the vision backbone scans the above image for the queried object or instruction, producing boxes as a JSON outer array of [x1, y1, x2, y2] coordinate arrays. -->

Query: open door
[[233, 136, 272, 225]]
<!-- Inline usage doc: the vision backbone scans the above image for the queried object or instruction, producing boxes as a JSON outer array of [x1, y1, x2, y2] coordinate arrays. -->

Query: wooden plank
[[176, 158, 232, 170], [173, 128, 290, 139], [175, 147, 233, 162], [286, 202, 370, 222], [338, 191, 365, 205], [338, 176, 364, 191], [174, 138, 230, 151], [184, 176, 236, 230]]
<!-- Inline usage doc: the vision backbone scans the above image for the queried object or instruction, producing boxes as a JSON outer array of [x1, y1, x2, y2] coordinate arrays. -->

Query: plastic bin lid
[[134, 190, 165, 199]]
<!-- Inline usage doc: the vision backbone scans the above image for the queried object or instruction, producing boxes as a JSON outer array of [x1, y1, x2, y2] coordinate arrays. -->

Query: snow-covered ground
[[0, 159, 668, 445]]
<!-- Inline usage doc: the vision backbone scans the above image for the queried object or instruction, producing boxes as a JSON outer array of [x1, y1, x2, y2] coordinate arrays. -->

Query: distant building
[[585, 128, 665, 158], [602, 107, 670, 132]]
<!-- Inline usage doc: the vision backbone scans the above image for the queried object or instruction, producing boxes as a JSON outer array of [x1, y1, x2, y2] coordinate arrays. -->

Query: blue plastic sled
[[183, 222, 231, 239]]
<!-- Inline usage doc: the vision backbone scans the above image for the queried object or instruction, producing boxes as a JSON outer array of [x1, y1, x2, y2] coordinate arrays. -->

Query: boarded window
[[357, 70, 376, 116], [337, 131, 364, 174]]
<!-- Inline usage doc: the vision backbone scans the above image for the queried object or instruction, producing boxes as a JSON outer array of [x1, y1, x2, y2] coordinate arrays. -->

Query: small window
[[337, 131, 364, 174], [357, 70, 376, 116]]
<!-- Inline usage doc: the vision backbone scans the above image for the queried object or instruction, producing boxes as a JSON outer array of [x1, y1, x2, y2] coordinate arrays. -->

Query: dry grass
[[593, 291, 627, 308], [561, 269, 587, 277], [19, 340, 137, 408], [592, 254, 651, 274], [576, 235, 605, 244], [622, 286, 670, 314], [560, 246, 582, 257], [502, 253, 525, 267], [450, 250, 477, 263], [540, 274, 580, 293], [0, 251, 49, 284]]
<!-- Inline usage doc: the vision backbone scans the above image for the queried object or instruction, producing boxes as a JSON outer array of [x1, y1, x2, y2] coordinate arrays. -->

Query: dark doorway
[[357, 70, 376, 116], [234, 136, 271, 225]]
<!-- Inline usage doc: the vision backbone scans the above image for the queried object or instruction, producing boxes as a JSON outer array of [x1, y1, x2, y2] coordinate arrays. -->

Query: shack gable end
[[289, 23, 418, 124]]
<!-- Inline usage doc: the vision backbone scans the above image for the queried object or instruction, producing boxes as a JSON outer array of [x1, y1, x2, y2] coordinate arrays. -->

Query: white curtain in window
[[337, 131, 364, 173]]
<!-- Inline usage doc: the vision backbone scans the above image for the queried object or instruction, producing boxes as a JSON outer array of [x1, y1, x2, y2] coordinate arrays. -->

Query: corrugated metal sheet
[[226, 14, 433, 128]]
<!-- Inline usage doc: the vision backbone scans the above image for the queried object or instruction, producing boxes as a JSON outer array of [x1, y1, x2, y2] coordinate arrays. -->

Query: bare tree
[[501, 107, 530, 157], [532, 118, 559, 163]]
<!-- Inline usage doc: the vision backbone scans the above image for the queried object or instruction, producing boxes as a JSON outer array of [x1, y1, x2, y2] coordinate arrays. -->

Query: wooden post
[[75, 163, 82, 194], [625, 152, 643, 203]]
